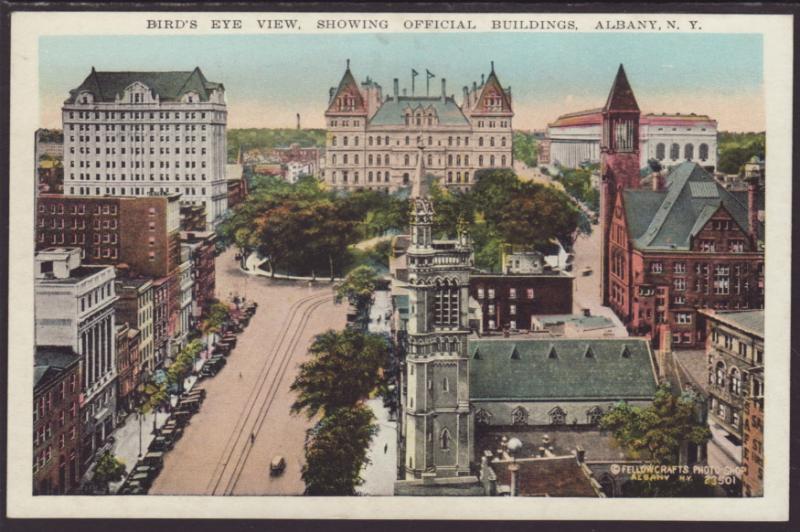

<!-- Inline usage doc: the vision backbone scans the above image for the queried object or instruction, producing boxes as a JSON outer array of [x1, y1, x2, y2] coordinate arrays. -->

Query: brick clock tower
[[601, 64, 641, 305], [403, 144, 474, 480]]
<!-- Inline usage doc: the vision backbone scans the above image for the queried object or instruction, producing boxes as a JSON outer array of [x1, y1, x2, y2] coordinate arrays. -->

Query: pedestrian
[[250, 432, 255, 444], [384, 443, 388, 454], [239, 372, 243, 379]]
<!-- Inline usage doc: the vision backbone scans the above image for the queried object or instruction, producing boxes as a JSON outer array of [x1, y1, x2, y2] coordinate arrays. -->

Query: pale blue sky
[[40, 32, 764, 131]]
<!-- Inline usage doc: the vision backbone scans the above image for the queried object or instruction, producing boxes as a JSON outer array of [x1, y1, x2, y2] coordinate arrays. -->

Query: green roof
[[67, 67, 222, 103], [709, 310, 764, 338], [468, 338, 657, 401], [369, 96, 470, 127], [623, 162, 762, 251]]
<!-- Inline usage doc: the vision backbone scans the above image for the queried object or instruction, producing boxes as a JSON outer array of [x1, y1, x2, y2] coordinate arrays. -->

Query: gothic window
[[656, 143, 666, 160], [511, 406, 528, 425], [699, 143, 709, 161], [549, 406, 567, 425], [475, 409, 491, 426], [684, 143, 694, 161], [670, 143, 680, 160], [440, 428, 451, 450], [587, 406, 604, 425]]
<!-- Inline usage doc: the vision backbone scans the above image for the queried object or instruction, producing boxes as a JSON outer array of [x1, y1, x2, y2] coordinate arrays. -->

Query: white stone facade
[[62, 69, 228, 229]]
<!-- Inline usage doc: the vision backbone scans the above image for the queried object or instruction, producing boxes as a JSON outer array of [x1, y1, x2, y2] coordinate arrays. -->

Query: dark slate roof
[[468, 338, 657, 401], [623, 162, 762, 251], [604, 64, 639, 112], [35, 346, 80, 389], [492, 456, 600, 497], [67, 68, 222, 103], [370, 97, 470, 127]]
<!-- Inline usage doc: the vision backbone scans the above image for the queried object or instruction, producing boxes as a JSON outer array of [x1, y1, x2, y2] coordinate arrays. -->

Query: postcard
[[4, 6, 793, 522]]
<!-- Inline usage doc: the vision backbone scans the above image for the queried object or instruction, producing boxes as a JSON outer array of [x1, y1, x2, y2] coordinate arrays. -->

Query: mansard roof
[[66, 67, 222, 103], [604, 64, 639, 113], [622, 162, 763, 251], [369, 96, 469, 126], [468, 338, 657, 401]]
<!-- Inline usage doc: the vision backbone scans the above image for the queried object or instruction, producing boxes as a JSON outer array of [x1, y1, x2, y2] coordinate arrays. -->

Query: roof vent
[[621, 345, 631, 358], [472, 347, 482, 360], [510, 345, 521, 360], [583, 345, 595, 359]]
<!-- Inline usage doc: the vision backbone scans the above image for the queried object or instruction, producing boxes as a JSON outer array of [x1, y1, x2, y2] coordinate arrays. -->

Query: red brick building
[[36, 193, 181, 278], [115, 323, 140, 414], [181, 231, 217, 318], [469, 273, 574, 333], [742, 395, 764, 497], [601, 66, 764, 349], [34, 346, 82, 494]]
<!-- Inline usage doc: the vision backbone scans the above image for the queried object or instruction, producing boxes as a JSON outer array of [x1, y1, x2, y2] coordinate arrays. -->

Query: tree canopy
[[717, 131, 765, 175], [334, 265, 379, 312]]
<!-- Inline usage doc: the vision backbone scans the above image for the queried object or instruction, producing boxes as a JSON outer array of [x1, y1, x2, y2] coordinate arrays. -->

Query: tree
[[301, 405, 377, 495], [496, 182, 582, 249], [290, 329, 389, 419], [334, 265, 378, 313], [512, 131, 538, 167], [601, 385, 711, 464], [93, 451, 126, 493]]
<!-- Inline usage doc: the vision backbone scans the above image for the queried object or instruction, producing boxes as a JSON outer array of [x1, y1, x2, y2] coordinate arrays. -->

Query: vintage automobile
[[270, 455, 286, 476]]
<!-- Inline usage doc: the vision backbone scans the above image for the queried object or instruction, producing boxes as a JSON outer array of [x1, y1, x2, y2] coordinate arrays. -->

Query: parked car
[[582, 266, 593, 276], [270, 456, 286, 476]]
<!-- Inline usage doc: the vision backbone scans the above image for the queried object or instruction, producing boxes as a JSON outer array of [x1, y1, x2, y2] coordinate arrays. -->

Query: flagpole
[[412, 71, 415, 96]]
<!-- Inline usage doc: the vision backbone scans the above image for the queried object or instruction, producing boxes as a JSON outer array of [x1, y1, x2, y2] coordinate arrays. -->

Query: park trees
[[92, 451, 126, 493]]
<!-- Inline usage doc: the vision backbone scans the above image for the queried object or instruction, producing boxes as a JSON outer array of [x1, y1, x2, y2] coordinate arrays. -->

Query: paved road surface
[[150, 249, 346, 495]]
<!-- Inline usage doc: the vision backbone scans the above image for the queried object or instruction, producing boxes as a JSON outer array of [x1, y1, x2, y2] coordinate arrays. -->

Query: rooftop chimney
[[481, 73, 485, 86], [576, 445, 586, 463], [747, 177, 760, 243], [329, 87, 334, 101], [393, 78, 399, 99], [441, 78, 447, 99], [463, 86, 469, 106]]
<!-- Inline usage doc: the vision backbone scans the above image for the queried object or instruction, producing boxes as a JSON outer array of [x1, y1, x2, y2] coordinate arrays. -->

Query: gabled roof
[[604, 64, 639, 113], [67, 67, 222, 103], [369, 96, 469, 126], [35, 346, 80, 389], [623, 162, 762, 251], [470, 68, 513, 115], [326, 67, 367, 114], [468, 338, 657, 401]]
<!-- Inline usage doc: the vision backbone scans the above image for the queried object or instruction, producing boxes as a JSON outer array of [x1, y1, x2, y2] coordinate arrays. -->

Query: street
[[149, 248, 346, 495]]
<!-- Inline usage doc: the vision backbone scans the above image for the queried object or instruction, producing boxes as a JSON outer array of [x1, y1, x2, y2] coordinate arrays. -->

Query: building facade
[[702, 310, 764, 493], [468, 273, 574, 333], [33, 346, 82, 494], [323, 61, 513, 191], [541, 108, 717, 171], [36, 193, 181, 279], [114, 277, 154, 376], [62, 68, 228, 229], [114, 322, 140, 415], [34, 248, 118, 467], [181, 231, 216, 319]]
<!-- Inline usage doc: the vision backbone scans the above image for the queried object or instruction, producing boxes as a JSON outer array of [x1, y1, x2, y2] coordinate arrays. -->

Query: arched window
[[490, 155, 496, 166], [405, 136, 410, 146], [354, 136, 359, 146], [368, 171, 373, 182], [440, 428, 451, 449], [354, 154, 359, 164], [404, 154, 410, 166], [464, 171, 470, 182], [368, 136, 373, 146], [715, 361, 726, 386], [343, 136, 349, 147], [384, 154, 389, 166], [549, 406, 567, 425], [479, 137, 484, 147], [587, 406, 604, 425], [490, 137, 496, 147], [730, 368, 741, 395], [343, 154, 348, 165], [501, 137, 507, 147], [699, 143, 709, 161], [332, 136, 337, 146], [670, 143, 680, 160], [684, 143, 694, 160], [385, 172, 390, 183], [331, 154, 337, 165], [368, 154, 373, 165], [385, 136, 389, 145], [427, 154, 433, 166], [501, 155, 507, 166], [448, 154, 453, 165], [404, 115, 410, 126], [656, 143, 666, 160], [447, 171, 453, 183], [475, 409, 491, 426], [479, 155, 484, 167], [511, 406, 528, 425]]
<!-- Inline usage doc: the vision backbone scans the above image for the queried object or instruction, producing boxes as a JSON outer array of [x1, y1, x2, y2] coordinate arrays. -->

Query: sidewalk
[[243, 252, 343, 282], [368, 290, 392, 335], [108, 410, 170, 493], [357, 397, 397, 496]]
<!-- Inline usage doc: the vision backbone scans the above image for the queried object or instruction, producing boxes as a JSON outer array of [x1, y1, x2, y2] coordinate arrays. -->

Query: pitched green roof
[[468, 338, 657, 401], [710, 310, 764, 338], [369, 96, 470, 127], [67, 68, 222, 103], [624, 162, 762, 251]]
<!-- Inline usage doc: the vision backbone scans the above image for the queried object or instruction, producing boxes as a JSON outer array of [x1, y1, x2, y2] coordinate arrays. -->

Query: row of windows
[[649, 260, 752, 275], [72, 134, 207, 143], [476, 287, 535, 299], [654, 142, 710, 162], [69, 173, 208, 182], [68, 123, 212, 132], [328, 119, 361, 127], [68, 111, 215, 121], [33, 376, 77, 422], [70, 146, 207, 155], [473, 405, 601, 426], [332, 134, 509, 148], [68, 185, 207, 197], [73, 160, 206, 170]]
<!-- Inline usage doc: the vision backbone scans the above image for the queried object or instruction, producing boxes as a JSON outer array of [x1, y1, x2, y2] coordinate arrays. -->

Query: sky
[[39, 32, 764, 132]]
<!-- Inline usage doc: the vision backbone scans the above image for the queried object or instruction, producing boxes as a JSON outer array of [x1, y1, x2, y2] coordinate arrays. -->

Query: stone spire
[[411, 141, 426, 199]]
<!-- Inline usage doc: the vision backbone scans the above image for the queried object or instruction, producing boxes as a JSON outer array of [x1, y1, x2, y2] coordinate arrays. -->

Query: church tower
[[601, 64, 640, 305], [403, 142, 474, 480]]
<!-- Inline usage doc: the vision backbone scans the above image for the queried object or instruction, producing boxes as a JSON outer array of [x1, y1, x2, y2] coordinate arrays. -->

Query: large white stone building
[[540, 109, 718, 171], [35, 247, 118, 464], [62, 68, 228, 229], [323, 61, 514, 191]]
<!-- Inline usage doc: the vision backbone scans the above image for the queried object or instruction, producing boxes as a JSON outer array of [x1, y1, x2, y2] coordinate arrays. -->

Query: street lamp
[[506, 437, 523, 497]]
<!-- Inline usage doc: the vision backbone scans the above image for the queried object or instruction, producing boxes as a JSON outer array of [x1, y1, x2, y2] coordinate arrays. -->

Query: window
[[442, 377, 449, 392], [475, 409, 491, 425], [715, 361, 726, 386], [700, 240, 716, 252], [587, 407, 604, 425], [549, 406, 566, 425], [509, 304, 516, 315], [673, 278, 686, 291], [729, 240, 745, 253], [650, 262, 663, 273], [439, 429, 451, 450], [714, 265, 730, 294], [676, 312, 692, 324], [509, 288, 517, 299], [684, 143, 694, 161], [526, 288, 534, 299], [699, 143, 709, 161], [511, 406, 528, 425], [670, 143, 680, 160], [655, 143, 666, 160], [477, 288, 484, 299], [674, 262, 686, 274], [730, 368, 742, 395]]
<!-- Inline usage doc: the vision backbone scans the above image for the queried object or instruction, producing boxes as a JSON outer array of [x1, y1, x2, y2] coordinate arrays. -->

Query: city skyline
[[39, 32, 764, 132]]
